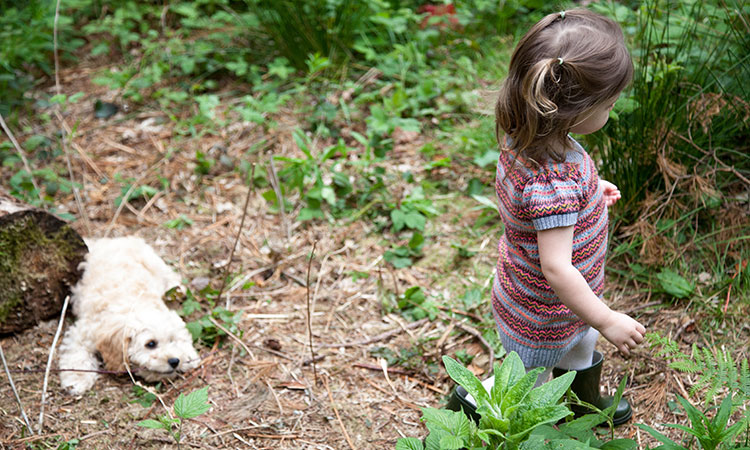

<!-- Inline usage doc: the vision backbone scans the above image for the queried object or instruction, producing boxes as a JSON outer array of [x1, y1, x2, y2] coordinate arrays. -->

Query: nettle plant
[[397, 352, 635, 450]]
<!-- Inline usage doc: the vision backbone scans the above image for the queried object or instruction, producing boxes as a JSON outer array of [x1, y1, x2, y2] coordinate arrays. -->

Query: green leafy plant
[[585, 0, 749, 216], [399, 352, 576, 449], [384, 232, 425, 269], [638, 394, 749, 450], [137, 386, 211, 448], [130, 384, 159, 408], [397, 352, 637, 449], [647, 333, 750, 406]]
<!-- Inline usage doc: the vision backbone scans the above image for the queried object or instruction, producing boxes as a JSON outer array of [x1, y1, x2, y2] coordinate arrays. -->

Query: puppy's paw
[[60, 372, 97, 396]]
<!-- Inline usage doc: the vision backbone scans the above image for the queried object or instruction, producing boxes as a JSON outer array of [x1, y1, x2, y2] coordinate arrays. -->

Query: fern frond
[[647, 332, 749, 408]]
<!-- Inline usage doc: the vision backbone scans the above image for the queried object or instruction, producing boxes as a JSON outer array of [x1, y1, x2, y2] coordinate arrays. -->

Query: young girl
[[449, 9, 646, 425]]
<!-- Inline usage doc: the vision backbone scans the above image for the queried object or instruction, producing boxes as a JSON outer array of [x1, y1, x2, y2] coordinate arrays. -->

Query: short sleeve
[[522, 171, 582, 230]]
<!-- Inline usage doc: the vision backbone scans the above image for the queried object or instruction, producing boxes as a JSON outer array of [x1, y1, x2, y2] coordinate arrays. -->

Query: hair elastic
[[559, 11, 566, 19], [557, 57, 564, 65]]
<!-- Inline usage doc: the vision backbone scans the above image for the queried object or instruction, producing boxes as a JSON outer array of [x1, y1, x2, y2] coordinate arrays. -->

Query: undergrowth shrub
[[585, 0, 750, 217], [0, 0, 86, 115]]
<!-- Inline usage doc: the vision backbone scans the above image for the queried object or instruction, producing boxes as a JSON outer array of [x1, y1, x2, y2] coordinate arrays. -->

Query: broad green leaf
[[421, 407, 460, 434], [473, 149, 500, 168], [174, 386, 211, 419], [600, 439, 638, 450], [656, 268, 694, 298], [546, 438, 598, 449], [443, 356, 488, 406], [559, 413, 607, 436], [137, 419, 165, 430], [298, 207, 324, 221], [502, 368, 543, 412], [509, 404, 573, 439], [438, 434, 464, 450], [527, 370, 576, 407], [395, 437, 424, 450], [471, 194, 498, 211], [321, 186, 336, 205], [391, 209, 407, 231], [404, 211, 425, 230], [495, 352, 526, 399]]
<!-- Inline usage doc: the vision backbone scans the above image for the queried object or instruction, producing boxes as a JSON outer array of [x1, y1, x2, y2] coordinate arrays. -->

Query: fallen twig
[[436, 305, 484, 322], [104, 156, 167, 238], [0, 343, 33, 434], [39, 294, 70, 434], [353, 363, 445, 394], [723, 260, 745, 315], [218, 163, 256, 306], [53, 0, 91, 235], [207, 317, 254, 358], [267, 155, 290, 242], [307, 241, 318, 386], [441, 313, 494, 372], [324, 376, 357, 450], [317, 317, 429, 349], [0, 113, 41, 198]]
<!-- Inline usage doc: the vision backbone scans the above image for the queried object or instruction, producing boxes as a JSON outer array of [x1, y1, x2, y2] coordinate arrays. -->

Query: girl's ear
[[96, 326, 131, 371]]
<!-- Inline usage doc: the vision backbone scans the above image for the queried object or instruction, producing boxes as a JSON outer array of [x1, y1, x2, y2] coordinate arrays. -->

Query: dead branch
[[39, 294, 70, 434], [218, 162, 256, 305], [324, 376, 357, 450], [0, 343, 33, 434]]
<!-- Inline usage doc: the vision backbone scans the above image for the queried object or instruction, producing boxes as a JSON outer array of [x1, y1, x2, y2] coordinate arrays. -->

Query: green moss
[[0, 214, 82, 322]]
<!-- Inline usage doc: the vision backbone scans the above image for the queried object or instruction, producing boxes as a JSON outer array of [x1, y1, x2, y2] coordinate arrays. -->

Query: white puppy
[[59, 236, 200, 395]]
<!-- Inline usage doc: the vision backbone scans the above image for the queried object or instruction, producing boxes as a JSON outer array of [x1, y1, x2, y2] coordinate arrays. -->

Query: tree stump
[[0, 191, 87, 334]]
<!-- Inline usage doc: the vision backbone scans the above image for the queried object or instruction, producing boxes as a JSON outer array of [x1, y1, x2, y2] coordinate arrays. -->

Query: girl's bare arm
[[537, 225, 645, 354]]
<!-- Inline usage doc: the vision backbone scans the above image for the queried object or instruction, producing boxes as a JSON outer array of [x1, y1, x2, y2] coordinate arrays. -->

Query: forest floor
[[1, 60, 748, 450]]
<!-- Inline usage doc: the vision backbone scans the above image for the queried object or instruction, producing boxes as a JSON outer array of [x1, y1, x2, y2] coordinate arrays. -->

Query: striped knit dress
[[492, 137, 608, 368]]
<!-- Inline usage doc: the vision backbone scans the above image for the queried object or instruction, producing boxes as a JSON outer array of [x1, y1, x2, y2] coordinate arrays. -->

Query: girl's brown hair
[[495, 9, 633, 164]]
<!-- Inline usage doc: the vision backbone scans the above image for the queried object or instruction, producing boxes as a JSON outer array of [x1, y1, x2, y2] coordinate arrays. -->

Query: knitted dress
[[492, 137, 608, 368]]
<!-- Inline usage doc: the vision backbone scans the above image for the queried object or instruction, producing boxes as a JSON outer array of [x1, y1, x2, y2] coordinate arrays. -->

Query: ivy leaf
[[174, 387, 211, 419]]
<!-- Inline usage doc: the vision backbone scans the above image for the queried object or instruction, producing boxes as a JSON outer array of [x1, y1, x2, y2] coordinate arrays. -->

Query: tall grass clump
[[249, 0, 391, 70], [585, 0, 749, 217], [581, 1, 749, 306], [0, 0, 88, 115]]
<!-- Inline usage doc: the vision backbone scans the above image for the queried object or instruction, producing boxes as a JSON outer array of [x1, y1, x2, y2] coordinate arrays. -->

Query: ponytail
[[523, 58, 560, 118], [495, 9, 633, 166]]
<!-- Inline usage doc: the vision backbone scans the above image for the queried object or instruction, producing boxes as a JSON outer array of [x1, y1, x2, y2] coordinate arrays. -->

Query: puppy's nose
[[168, 358, 180, 369]]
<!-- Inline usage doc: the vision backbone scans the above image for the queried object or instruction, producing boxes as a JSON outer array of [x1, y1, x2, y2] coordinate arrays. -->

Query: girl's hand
[[598, 311, 646, 356], [600, 179, 621, 206]]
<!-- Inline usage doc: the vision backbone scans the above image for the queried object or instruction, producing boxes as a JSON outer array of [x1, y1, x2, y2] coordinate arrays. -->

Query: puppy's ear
[[96, 326, 131, 371]]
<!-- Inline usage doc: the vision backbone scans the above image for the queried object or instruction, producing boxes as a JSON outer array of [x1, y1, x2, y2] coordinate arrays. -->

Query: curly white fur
[[58, 236, 199, 395]]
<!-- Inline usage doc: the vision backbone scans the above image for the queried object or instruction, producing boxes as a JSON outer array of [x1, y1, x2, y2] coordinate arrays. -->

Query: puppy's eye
[[145, 340, 158, 349]]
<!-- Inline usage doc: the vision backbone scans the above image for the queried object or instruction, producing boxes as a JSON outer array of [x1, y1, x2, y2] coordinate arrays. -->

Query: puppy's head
[[96, 309, 200, 380]]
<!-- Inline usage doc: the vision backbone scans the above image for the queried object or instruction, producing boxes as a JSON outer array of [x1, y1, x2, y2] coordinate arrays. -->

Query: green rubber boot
[[552, 351, 632, 426], [445, 385, 481, 423]]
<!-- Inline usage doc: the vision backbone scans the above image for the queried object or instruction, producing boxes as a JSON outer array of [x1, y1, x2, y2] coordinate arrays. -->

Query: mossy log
[[0, 190, 87, 334]]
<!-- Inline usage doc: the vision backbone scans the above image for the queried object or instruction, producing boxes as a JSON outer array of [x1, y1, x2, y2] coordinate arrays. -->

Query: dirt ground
[[1, 64, 748, 450]]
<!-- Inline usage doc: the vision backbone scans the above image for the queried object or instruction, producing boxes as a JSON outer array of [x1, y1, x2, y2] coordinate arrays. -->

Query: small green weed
[[638, 394, 749, 450], [130, 384, 159, 408], [137, 386, 211, 449]]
